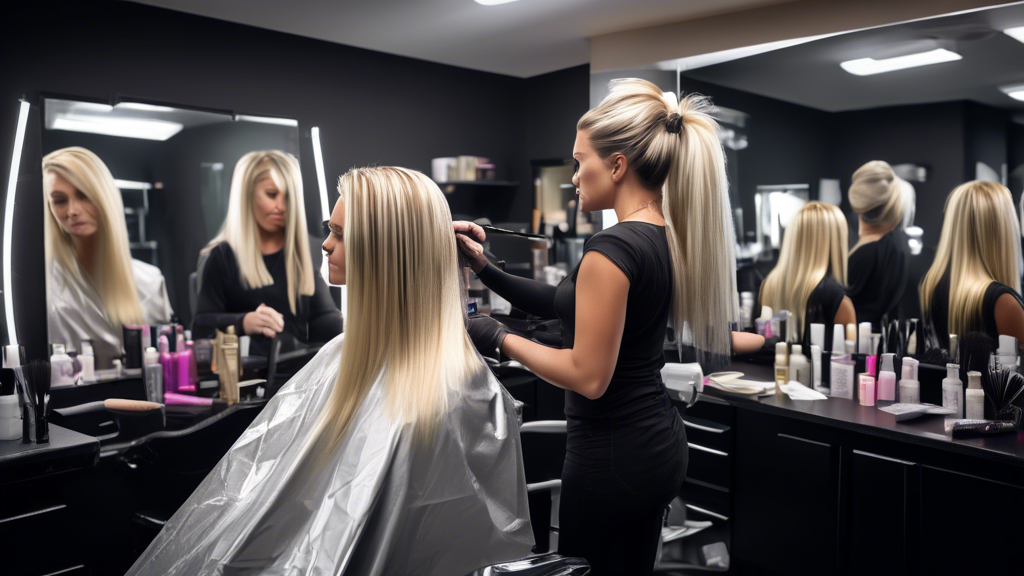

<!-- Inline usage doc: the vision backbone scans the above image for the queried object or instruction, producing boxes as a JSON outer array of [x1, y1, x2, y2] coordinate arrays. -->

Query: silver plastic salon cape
[[47, 258, 173, 368], [126, 333, 535, 575]]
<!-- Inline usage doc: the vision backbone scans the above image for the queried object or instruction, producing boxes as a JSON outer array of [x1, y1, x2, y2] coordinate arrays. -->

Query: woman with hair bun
[[846, 160, 909, 330]]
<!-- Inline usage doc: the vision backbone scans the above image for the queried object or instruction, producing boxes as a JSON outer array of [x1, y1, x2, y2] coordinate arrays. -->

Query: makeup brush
[[28, 360, 51, 443]]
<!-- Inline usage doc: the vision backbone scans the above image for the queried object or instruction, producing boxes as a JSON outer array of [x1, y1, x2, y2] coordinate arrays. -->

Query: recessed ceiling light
[[51, 116, 184, 140], [1005, 26, 1024, 44], [1000, 83, 1024, 102], [840, 48, 961, 76], [474, 0, 520, 5]]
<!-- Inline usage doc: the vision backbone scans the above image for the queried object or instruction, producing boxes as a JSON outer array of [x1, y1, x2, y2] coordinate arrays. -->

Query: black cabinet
[[844, 450, 918, 575], [919, 465, 1024, 574], [734, 410, 839, 575]]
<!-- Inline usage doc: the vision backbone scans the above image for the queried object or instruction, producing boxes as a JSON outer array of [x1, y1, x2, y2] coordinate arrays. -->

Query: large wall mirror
[[36, 97, 332, 368]]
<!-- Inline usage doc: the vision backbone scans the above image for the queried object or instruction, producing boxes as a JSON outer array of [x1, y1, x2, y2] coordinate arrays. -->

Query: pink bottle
[[858, 373, 877, 407], [877, 353, 897, 402], [175, 348, 197, 393], [159, 335, 177, 394]]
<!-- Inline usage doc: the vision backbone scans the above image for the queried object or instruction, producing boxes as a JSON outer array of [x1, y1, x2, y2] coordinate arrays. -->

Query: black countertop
[[0, 424, 99, 484], [714, 360, 1024, 467]]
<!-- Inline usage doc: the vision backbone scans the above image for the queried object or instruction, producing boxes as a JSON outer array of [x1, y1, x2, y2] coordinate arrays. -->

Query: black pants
[[558, 408, 688, 575]]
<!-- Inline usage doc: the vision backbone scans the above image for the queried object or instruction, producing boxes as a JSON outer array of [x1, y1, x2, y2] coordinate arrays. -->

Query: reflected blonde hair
[[204, 151, 313, 315], [578, 78, 738, 364], [758, 202, 849, 342], [42, 147, 143, 327], [849, 160, 904, 252], [920, 181, 1022, 337], [312, 167, 481, 461]]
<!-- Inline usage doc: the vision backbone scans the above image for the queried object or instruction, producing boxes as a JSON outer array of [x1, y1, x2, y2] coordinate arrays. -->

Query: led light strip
[[4, 101, 30, 346], [310, 127, 329, 220]]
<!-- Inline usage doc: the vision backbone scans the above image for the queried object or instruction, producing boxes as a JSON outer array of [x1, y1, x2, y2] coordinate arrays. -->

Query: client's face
[[322, 199, 346, 285], [571, 130, 615, 212], [252, 164, 287, 235], [46, 172, 99, 238]]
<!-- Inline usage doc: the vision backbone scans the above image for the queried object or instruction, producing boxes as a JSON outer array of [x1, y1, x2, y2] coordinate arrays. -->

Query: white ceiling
[[128, 0, 797, 78]]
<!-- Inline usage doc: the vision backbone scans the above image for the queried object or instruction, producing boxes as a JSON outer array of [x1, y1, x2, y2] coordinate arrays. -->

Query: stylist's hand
[[467, 313, 509, 359], [243, 303, 285, 338], [454, 221, 489, 274]]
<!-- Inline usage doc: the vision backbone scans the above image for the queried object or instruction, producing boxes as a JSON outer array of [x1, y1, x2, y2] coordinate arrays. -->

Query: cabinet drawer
[[681, 414, 732, 453], [686, 440, 731, 490]]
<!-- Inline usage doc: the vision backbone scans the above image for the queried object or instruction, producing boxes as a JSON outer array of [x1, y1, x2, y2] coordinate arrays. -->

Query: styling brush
[[959, 332, 996, 383], [981, 368, 1024, 422], [28, 361, 51, 443]]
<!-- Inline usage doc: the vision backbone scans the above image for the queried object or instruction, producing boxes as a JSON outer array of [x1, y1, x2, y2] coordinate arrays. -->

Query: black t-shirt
[[925, 272, 1024, 349], [848, 231, 907, 331], [756, 275, 846, 350], [554, 222, 673, 425], [193, 242, 342, 346]]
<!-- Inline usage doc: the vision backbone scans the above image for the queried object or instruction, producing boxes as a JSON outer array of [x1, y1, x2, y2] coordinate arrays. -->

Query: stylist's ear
[[610, 154, 627, 183]]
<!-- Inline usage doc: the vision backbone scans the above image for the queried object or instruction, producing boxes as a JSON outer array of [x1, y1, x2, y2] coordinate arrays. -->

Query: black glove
[[466, 314, 509, 359]]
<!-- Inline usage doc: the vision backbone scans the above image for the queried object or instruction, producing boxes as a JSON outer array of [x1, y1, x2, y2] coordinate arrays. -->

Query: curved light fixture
[[4, 100, 30, 346], [840, 48, 961, 76], [474, 0, 520, 5]]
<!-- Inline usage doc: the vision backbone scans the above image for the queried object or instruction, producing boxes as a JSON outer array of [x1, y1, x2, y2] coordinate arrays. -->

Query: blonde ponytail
[[579, 79, 738, 365]]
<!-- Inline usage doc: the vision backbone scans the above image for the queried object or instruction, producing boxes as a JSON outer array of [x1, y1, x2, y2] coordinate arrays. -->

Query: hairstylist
[[458, 79, 758, 575]]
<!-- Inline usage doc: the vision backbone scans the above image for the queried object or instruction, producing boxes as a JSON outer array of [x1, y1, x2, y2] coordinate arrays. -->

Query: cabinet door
[[845, 450, 918, 574], [735, 411, 839, 575], [920, 465, 1024, 574]]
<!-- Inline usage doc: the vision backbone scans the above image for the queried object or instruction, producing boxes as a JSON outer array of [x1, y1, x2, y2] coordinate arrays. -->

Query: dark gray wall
[[1, 0, 590, 358]]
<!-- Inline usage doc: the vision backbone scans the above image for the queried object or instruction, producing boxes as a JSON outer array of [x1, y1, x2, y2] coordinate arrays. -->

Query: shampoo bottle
[[811, 344, 825, 394], [996, 335, 1018, 372], [50, 344, 75, 388], [858, 322, 872, 355], [942, 363, 963, 418], [78, 340, 95, 383], [965, 370, 984, 420], [832, 324, 845, 355], [899, 358, 920, 404], [877, 353, 897, 401], [774, 342, 789, 396], [790, 344, 810, 387], [144, 347, 163, 404], [858, 373, 876, 406]]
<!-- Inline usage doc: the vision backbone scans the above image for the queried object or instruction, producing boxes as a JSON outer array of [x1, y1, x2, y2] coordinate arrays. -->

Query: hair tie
[[665, 113, 683, 135]]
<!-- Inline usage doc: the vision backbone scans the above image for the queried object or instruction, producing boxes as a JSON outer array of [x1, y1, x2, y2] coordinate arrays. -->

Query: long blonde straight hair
[[311, 167, 481, 461], [204, 151, 314, 314], [920, 180, 1022, 336], [758, 202, 849, 342], [849, 160, 905, 253], [42, 147, 144, 327], [578, 79, 738, 364]]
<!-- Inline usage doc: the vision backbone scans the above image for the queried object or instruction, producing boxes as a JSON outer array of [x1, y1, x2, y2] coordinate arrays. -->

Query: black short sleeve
[[583, 231, 640, 284], [983, 282, 1024, 338]]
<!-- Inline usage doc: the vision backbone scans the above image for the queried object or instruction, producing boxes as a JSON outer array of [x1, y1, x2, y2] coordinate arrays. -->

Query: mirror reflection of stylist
[[846, 161, 908, 330], [458, 80, 758, 576], [758, 202, 856, 348], [921, 181, 1024, 348], [193, 151, 340, 350], [43, 147, 173, 369]]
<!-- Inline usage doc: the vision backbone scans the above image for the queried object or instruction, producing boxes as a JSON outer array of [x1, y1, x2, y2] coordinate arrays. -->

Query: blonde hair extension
[[42, 146, 144, 328], [204, 151, 314, 315], [311, 167, 482, 464], [758, 202, 849, 342], [578, 78, 738, 364], [849, 160, 905, 252], [920, 180, 1022, 337]]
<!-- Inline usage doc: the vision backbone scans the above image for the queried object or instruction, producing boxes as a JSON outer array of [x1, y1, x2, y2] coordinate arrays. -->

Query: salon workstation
[[4, 1, 1024, 575]]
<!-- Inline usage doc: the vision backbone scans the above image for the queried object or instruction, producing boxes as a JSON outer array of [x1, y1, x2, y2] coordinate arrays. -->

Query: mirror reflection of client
[[127, 167, 533, 575], [846, 161, 909, 330], [758, 202, 856, 347], [43, 147, 173, 369], [193, 151, 340, 352], [920, 181, 1024, 349]]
